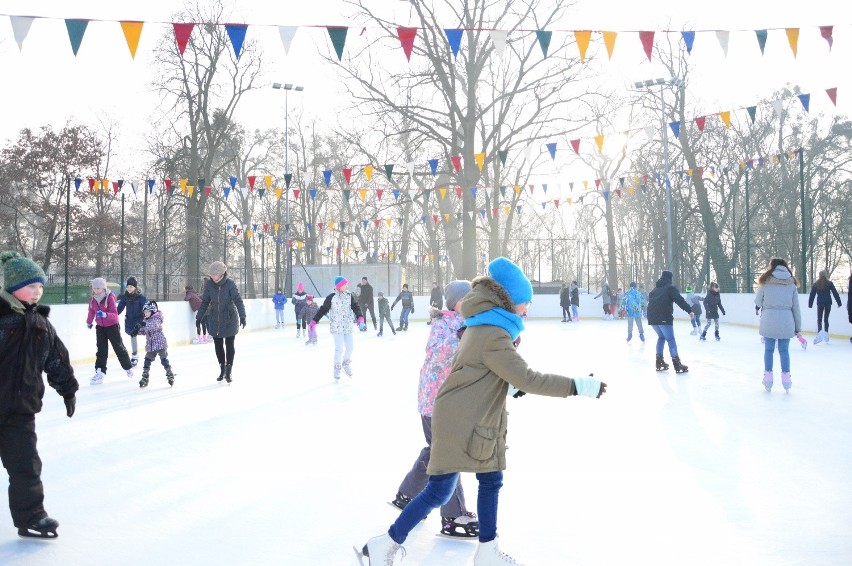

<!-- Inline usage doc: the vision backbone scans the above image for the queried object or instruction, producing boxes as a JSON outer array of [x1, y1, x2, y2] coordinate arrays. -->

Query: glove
[[64, 395, 76, 418], [507, 385, 526, 398], [96, 311, 107, 319], [574, 374, 606, 398], [87, 323, 93, 329], [309, 320, 317, 332], [240, 318, 246, 329], [755, 306, 760, 315]]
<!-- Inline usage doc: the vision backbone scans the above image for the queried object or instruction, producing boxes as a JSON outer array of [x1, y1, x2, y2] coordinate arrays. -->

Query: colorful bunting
[[397, 27, 417, 61]]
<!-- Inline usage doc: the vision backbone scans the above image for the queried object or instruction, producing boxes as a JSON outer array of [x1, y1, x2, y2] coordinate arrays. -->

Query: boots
[[224, 364, 233, 384], [296, 328, 301, 338], [165, 366, 175, 386], [474, 537, 525, 566], [91, 368, 104, 385], [762, 371, 773, 392], [131, 354, 139, 366], [781, 372, 792, 392], [361, 533, 405, 565], [217, 363, 226, 382], [700, 331, 707, 341], [655, 354, 669, 371], [333, 363, 342, 381], [139, 369, 150, 388], [671, 356, 688, 373], [342, 360, 353, 377], [715, 330, 720, 341], [626, 332, 632, 342]]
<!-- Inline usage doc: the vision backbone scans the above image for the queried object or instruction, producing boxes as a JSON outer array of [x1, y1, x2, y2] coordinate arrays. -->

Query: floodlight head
[[634, 81, 644, 89], [655, 78, 666, 85], [272, 82, 282, 89], [295, 86, 304, 91], [670, 76, 685, 89], [644, 79, 655, 87]]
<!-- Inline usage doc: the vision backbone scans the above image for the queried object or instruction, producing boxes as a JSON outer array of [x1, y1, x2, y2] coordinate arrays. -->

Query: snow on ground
[[0, 318, 850, 565]]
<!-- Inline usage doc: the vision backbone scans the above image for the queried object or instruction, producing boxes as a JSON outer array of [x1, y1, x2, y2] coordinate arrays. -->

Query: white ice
[[1, 318, 850, 566]]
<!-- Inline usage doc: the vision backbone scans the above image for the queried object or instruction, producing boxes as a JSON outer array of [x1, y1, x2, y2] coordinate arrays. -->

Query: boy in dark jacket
[[391, 284, 414, 331], [376, 292, 396, 337], [117, 276, 147, 367], [0, 251, 78, 539], [647, 270, 693, 372]]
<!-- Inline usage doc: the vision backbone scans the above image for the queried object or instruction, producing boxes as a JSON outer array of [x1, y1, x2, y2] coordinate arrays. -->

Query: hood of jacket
[[461, 276, 524, 340], [766, 265, 795, 284]]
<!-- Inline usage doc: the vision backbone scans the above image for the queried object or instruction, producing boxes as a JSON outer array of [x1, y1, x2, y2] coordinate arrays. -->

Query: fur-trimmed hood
[[461, 276, 515, 318]]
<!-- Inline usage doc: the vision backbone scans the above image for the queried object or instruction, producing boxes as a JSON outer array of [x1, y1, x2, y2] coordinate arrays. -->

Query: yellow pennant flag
[[359, 188, 367, 201], [444, 213, 450, 222], [583, 180, 589, 190], [772, 155, 779, 164], [385, 218, 393, 227], [594, 135, 605, 152], [628, 186, 635, 194], [364, 165, 373, 181], [328, 221, 335, 230], [632, 175, 640, 186], [120, 21, 144, 59], [687, 168, 693, 177], [274, 223, 280, 232], [602, 31, 618, 60], [503, 206, 511, 216], [389, 252, 395, 262], [264, 175, 272, 189], [513, 185, 522, 194], [739, 161, 746, 170], [786, 28, 799, 58], [567, 196, 573, 204], [297, 241, 304, 249], [187, 185, 195, 197], [180, 178, 188, 193], [575, 30, 592, 62], [101, 179, 109, 192], [439, 187, 447, 199], [275, 188, 283, 200], [345, 248, 350, 256], [246, 229, 253, 238], [474, 152, 485, 171], [719, 111, 732, 128]]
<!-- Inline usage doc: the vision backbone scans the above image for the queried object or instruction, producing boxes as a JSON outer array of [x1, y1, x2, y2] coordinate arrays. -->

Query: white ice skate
[[813, 331, 824, 345], [356, 533, 405, 566], [90, 368, 104, 385], [474, 537, 525, 565]]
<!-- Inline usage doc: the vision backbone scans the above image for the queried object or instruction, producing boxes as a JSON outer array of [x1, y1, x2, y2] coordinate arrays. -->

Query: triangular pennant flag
[[293, 189, 300, 200], [474, 153, 485, 171], [681, 31, 695, 54], [450, 155, 461, 172], [785, 28, 799, 58], [444, 213, 450, 222], [247, 176, 256, 190], [479, 209, 486, 219], [147, 179, 155, 194], [772, 99, 784, 116], [719, 111, 732, 128], [225, 24, 248, 59], [471, 187, 478, 199], [535, 30, 552, 58], [826, 87, 837, 106], [497, 149, 508, 165], [224, 186, 231, 199], [405, 161, 415, 178], [445, 29, 463, 58], [283, 173, 292, 189], [695, 116, 706, 132], [397, 27, 417, 62], [490, 30, 508, 59], [594, 135, 605, 153], [602, 31, 617, 60], [594, 179, 601, 188], [65, 19, 89, 56], [342, 189, 350, 201], [173, 23, 195, 56], [322, 170, 332, 187], [716, 30, 730, 57], [528, 185, 534, 194], [228, 176, 237, 189], [546, 142, 557, 160], [120, 21, 144, 59], [9, 16, 34, 51], [363, 220, 369, 230], [669, 121, 680, 138], [179, 178, 188, 194], [278, 26, 298, 54], [427, 158, 439, 176], [492, 207, 499, 217], [384, 164, 394, 180], [542, 184, 548, 194], [820, 26, 834, 51], [798, 93, 810, 113], [359, 188, 367, 201], [376, 188, 384, 200], [309, 188, 317, 200], [188, 185, 196, 198], [439, 187, 447, 199], [432, 214, 439, 224], [570, 139, 580, 154], [755, 29, 768, 55], [554, 199, 560, 208], [342, 168, 352, 184], [327, 26, 348, 61], [112, 181, 120, 195], [392, 189, 400, 201], [275, 188, 283, 200], [513, 185, 522, 194], [454, 186, 463, 198], [359, 165, 371, 182], [638, 31, 654, 61], [574, 30, 591, 62], [746, 106, 757, 123], [603, 191, 610, 201], [205, 186, 212, 198]]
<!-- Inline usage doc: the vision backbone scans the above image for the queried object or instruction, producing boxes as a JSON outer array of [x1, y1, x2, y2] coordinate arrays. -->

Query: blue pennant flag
[[427, 158, 439, 176], [323, 170, 332, 187], [147, 179, 155, 193], [309, 188, 317, 200], [546, 142, 557, 160], [444, 29, 463, 58], [393, 189, 400, 201], [681, 31, 695, 54], [669, 121, 681, 138], [229, 176, 237, 189]]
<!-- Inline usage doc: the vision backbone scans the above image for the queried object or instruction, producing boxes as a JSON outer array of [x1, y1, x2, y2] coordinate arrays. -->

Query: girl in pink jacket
[[86, 278, 133, 384]]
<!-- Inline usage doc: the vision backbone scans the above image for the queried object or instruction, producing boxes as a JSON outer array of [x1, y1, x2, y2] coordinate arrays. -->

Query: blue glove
[[574, 375, 606, 398], [87, 323, 93, 329], [96, 311, 107, 319]]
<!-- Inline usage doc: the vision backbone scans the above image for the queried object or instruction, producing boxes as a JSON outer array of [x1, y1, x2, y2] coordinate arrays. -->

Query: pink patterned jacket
[[417, 310, 465, 417]]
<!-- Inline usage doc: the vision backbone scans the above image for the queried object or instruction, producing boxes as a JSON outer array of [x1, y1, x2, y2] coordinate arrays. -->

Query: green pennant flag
[[535, 30, 552, 58], [497, 149, 508, 165], [746, 106, 757, 124], [500, 186, 506, 197], [423, 189, 431, 200], [384, 164, 394, 180], [327, 27, 348, 61], [343, 189, 351, 201], [284, 173, 292, 189]]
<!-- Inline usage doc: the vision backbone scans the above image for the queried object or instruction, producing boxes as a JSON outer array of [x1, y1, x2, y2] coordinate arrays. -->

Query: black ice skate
[[165, 366, 175, 386], [18, 517, 59, 539], [440, 512, 478, 538], [672, 356, 689, 373], [139, 369, 150, 388], [216, 363, 226, 382], [224, 364, 233, 384], [390, 491, 411, 510], [655, 354, 669, 371], [715, 330, 720, 341]]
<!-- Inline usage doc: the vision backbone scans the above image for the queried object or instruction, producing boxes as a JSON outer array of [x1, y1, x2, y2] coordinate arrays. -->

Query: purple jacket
[[138, 311, 168, 351]]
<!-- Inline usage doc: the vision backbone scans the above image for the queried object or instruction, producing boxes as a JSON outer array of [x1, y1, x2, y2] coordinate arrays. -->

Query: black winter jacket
[[0, 291, 79, 414], [646, 277, 692, 325], [198, 274, 246, 338], [117, 289, 147, 334], [430, 287, 444, 309], [702, 290, 726, 319], [357, 282, 374, 305], [392, 289, 414, 309]]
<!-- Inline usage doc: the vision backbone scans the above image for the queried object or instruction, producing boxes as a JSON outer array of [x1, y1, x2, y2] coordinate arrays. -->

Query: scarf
[[463, 306, 525, 341]]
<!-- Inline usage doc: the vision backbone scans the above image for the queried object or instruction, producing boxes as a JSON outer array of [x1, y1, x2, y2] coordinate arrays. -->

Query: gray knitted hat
[[208, 261, 227, 276], [444, 280, 472, 310]]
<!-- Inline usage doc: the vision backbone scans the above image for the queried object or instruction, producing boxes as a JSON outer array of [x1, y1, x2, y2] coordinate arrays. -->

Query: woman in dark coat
[[559, 283, 571, 322], [807, 269, 842, 344], [198, 261, 246, 383]]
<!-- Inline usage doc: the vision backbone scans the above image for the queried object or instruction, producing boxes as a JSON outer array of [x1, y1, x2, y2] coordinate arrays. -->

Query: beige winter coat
[[427, 277, 578, 475]]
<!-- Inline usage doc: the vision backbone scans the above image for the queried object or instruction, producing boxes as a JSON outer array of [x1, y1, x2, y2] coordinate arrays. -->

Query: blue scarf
[[464, 307, 525, 341]]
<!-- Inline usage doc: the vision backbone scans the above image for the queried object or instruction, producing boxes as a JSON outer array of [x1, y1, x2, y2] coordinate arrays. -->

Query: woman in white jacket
[[755, 258, 802, 392]]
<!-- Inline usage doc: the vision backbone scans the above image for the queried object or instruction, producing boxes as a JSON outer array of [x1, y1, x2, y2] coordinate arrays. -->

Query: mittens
[[64, 396, 76, 418], [309, 320, 317, 331], [240, 318, 246, 329], [574, 376, 606, 398], [96, 311, 107, 319], [87, 323, 93, 329]]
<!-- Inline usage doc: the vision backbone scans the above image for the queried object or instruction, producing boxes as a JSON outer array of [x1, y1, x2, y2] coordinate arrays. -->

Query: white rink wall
[[43, 291, 851, 363]]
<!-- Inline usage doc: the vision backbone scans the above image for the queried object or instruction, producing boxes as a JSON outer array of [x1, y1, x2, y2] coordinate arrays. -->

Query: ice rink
[[0, 317, 850, 566]]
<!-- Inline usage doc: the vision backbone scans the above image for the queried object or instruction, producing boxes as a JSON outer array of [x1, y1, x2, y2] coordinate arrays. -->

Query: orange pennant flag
[[503, 206, 510, 216], [719, 111, 732, 128], [385, 218, 393, 226], [513, 185, 522, 194], [364, 165, 373, 181], [602, 31, 617, 60], [594, 135, 605, 153], [264, 175, 272, 189], [101, 179, 109, 192], [474, 152, 485, 171], [574, 30, 592, 62], [120, 21, 144, 59], [180, 178, 188, 193], [439, 187, 447, 199], [785, 28, 799, 58], [187, 185, 195, 197]]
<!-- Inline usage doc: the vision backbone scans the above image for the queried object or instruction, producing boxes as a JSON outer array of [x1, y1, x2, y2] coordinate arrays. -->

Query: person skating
[[359, 257, 607, 566], [184, 284, 208, 343], [0, 251, 78, 539], [390, 281, 476, 539], [376, 291, 396, 337], [570, 280, 580, 321], [808, 270, 842, 344], [357, 277, 377, 331], [427, 282, 443, 325], [699, 282, 726, 341], [198, 261, 246, 384], [134, 301, 175, 388], [756, 258, 802, 392], [291, 283, 308, 338], [647, 270, 693, 372], [593, 279, 613, 320], [116, 276, 147, 367], [559, 283, 571, 322], [686, 286, 705, 335], [272, 288, 287, 329], [311, 276, 365, 380], [86, 277, 134, 384], [391, 284, 414, 331], [303, 295, 320, 345], [620, 282, 647, 342]]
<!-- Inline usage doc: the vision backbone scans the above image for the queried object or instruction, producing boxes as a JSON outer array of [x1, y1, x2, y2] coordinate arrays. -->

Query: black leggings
[[213, 336, 236, 365], [817, 304, 832, 332], [195, 318, 207, 335]]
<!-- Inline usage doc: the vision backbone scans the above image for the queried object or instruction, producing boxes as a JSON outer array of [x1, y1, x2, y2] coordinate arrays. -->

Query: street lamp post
[[634, 76, 684, 271], [272, 82, 304, 296]]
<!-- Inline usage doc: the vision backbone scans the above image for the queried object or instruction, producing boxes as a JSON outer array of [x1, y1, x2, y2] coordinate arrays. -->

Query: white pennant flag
[[278, 26, 298, 55], [523, 145, 533, 163], [771, 99, 784, 116], [130, 181, 138, 194], [489, 30, 508, 59], [10, 16, 35, 51], [405, 161, 415, 178], [644, 125, 656, 140], [716, 30, 730, 58]]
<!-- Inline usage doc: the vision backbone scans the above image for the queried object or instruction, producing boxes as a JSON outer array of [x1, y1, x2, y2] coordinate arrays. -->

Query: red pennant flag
[[695, 116, 706, 132], [826, 87, 837, 106], [247, 176, 256, 190], [554, 199, 560, 208], [292, 189, 300, 200], [642, 174, 650, 184], [204, 186, 212, 197], [594, 179, 601, 188], [342, 168, 352, 184], [615, 189, 622, 197], [317, 222, 324, 230], [263, 224, 269, 232], [432, 214, 439, 224], [88, 178, 96, 191], [570, 139, 581, 154], [113, 181, 120, 194], [164, 178, 173, 192], [528, 184, 534, 194], [820, 25, 834, 50], [288, 240, 294, 249], [376, 188, 384, 200], [697, 167, 704, 179], [172, 23, 194, 56], [450, 155, 461, 172], [373, 219, 381, 228], [639, 31, 655, 61], [397, 27, 417, 62], [454, 186, 463, 198], [492, 207, 498, 217]]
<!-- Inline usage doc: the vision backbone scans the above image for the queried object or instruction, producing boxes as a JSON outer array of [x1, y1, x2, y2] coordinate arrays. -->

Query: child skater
[[360, 257, 607, 566], [700, 282, 726, 341], [0, 251, 78, 539], [620, 281, 647, 342], [756, 258, 802, 392], [686, 286, 704, 335], [184, 284, 207, 343], [134, 301, 175, 388], [808, 270, 842, 344], [389, 281, 476, 539], [86, 277, 134, 384], [272, 288, 287, 329], [292, 282, 308, 338], [376, 291, 396, 337], [117, 276, 146, 367], [303, 295, 320, 345], [311, 276, 365, 380]]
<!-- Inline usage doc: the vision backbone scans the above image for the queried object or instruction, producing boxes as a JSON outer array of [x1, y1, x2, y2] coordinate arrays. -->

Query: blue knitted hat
[[487, 257, 533, 305], [334, 276, 348, 290], [1, 251, 46, 293]]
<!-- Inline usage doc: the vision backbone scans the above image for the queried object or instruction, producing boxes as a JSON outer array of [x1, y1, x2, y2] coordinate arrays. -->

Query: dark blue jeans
[[400, 306, 412, 328], [652, 324, 679, 357], [389, 470, 503, 544]]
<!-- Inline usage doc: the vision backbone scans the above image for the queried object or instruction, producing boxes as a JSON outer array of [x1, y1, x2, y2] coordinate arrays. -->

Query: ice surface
[[1, 319, 850, 565]]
